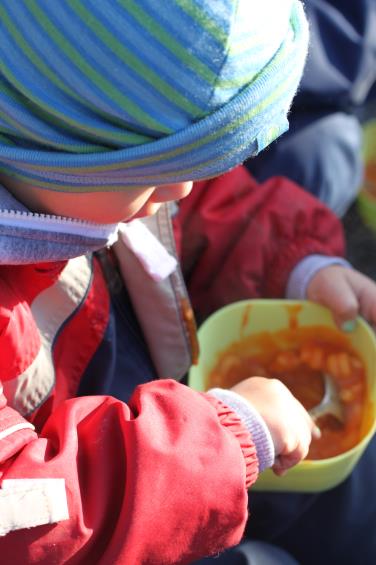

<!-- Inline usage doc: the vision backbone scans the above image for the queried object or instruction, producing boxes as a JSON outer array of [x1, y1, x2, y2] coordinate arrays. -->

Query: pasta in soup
[[207, 324, 370, 459]]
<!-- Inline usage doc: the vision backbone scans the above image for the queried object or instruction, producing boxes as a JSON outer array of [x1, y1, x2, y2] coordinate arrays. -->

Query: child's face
[[0, 173, 193, 223]]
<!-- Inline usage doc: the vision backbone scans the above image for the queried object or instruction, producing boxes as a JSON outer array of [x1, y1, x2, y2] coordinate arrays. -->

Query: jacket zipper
[[0, 208, 118, 241]]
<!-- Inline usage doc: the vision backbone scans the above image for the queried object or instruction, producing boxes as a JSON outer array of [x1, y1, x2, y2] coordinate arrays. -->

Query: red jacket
[[0, 166, 344, 564], [0, 220, 257, 564], [174, 166, 344, 320]]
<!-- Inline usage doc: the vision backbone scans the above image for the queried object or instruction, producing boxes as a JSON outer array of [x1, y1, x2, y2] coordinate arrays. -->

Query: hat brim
[[0, 1, 308, 192]]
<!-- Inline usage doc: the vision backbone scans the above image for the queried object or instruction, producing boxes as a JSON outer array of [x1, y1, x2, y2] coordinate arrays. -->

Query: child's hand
[[306, 266, 376, 330], [231, 377, 319, 476]]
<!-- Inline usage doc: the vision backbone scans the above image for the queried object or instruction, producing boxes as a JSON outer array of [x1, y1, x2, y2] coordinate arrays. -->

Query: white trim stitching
[[0, 422, 35, 441]]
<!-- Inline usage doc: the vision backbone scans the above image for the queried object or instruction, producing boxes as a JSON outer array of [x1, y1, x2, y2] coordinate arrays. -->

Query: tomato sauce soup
[[207, 321, 371, 460]]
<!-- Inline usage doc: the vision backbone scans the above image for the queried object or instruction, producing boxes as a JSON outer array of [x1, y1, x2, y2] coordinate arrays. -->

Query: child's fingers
[[298, 401, 321, 440], [272, 450, 305, 476], [327, 292, 358, 330], [351, 273, 376, 327], [273, 432, 312, 475], [272, 415, 318, 476], [272, 461, 288, 476], [309, 269, 359, 329], [312, 423, 322, 440]]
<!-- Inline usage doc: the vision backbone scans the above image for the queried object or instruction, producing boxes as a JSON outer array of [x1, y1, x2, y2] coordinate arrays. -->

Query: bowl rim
[[190, 298, 376, 466]]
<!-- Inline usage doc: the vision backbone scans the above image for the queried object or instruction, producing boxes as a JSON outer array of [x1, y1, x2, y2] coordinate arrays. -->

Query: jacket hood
[[0, 183, 119, 265]]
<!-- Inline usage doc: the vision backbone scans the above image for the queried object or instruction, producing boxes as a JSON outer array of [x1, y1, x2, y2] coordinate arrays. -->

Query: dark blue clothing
[[192, 432, 376, 565], [194, 541, 299, 565], [295, 0, 376, 110], [77, 287, 157, 402], [246, 435, 376, 565], [77, 252, 157, 402], [246, 0, 376, 215], [246, 111, 363, 216]]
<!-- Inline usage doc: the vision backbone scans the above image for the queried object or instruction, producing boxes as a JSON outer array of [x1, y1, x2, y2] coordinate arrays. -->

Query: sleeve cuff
[[286, 254, 352, 299], [207, 388, 275, 472]]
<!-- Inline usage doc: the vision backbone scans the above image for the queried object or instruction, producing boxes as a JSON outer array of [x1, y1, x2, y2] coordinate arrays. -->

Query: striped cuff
[[207, 388, 275, 472], [286, 255, 352, 300]]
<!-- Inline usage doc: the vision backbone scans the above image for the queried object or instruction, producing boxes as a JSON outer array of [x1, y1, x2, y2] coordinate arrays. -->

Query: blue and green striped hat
[[0, 0, 308, 193]]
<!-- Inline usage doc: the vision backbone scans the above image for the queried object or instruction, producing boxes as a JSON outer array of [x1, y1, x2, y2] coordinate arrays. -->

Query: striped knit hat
[[0, 0, 308, 193]]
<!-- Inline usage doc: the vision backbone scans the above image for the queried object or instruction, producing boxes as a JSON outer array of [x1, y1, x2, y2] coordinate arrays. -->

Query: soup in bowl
[[188, 300, 376, 492]]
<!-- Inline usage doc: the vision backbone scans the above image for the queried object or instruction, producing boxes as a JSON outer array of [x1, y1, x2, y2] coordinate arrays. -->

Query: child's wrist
[[207, 388, 275, 472], [286, 255, 352, 299]]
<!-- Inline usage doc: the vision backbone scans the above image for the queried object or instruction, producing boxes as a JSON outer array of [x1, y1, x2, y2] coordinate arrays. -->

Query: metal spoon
[[309, 373, 345, 424]]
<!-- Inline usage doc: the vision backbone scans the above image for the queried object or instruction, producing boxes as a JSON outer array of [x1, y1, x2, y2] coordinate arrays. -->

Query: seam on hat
[[205, 0, 240, 111]]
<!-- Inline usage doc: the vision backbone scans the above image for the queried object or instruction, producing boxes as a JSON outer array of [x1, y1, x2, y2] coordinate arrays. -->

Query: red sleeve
[[0, 379, 257, 564], [174, 165, 345, 320]]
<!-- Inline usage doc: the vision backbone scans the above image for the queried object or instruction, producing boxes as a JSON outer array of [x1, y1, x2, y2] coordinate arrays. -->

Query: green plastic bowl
[[357, 120, 376, 231], [188, 300, 376, 492]]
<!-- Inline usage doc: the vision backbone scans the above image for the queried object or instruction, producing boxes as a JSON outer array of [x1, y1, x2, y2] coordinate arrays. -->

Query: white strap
[[119, 220, 177, 282], [0, 478, 69, 536]]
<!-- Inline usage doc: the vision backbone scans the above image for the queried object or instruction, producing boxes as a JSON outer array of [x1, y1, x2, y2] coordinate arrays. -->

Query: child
[[0, 1, 318, 563], [0, 1, 372, 564]]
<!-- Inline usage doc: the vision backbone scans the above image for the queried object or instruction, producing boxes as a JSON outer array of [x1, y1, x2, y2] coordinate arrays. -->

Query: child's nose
[[151, 182, 193, 203]]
